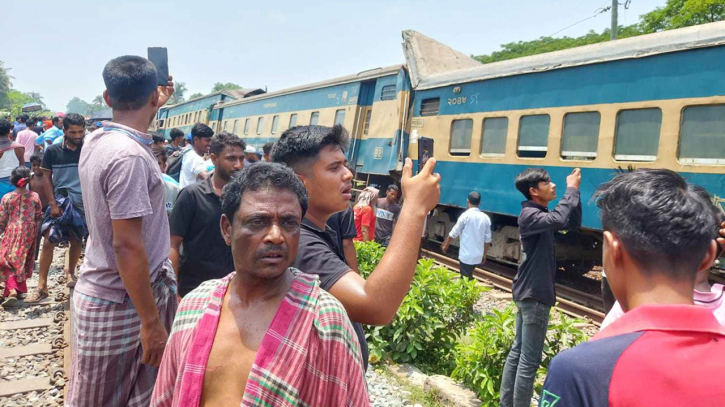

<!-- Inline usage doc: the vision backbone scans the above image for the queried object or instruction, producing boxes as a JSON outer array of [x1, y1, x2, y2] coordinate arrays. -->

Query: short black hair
[[221, 162, 308, 224], [51, 116, 61, 125], [468, 191, 481, 206], [0, 120, 12, 136], [594, 169, 718, 280], [515, 168, 551, 200], [387, 184, 399, 194], [210, 132, 246, 156], [20, 114, 29, 123], [10, 166, 30, 187], [271, 125, 349, 173], [30, 151, 43, 164], [63, 113, 86, 130], [170, 128, 184, 140], [191, 123, 214, 140], [151, 145, 167, 162], [151, 132, 166, 145], [262, 141, 274, 155], [102, 55, 158, 111]]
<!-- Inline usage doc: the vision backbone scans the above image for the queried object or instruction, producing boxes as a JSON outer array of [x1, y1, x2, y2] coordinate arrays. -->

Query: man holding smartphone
[[67, 55, 176, 407]]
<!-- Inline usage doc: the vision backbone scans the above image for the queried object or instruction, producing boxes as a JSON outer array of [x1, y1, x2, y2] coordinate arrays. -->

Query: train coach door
[[350, 81, 376, 175]]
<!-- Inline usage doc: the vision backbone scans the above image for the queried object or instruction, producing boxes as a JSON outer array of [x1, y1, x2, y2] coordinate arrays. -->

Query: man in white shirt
[[442, 191, 492, 280], [179, 123, 213, 188]]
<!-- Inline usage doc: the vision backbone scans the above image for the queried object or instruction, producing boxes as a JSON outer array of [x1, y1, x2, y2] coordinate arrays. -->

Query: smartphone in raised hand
[[148, 47, 169, 87]]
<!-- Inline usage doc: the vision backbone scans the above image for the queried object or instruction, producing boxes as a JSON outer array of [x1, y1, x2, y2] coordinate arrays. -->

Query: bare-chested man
[[151, 162, 369, 407]]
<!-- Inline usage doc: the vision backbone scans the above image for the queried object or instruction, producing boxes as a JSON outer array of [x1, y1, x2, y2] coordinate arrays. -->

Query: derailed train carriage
[[155, 21, 725, 272]]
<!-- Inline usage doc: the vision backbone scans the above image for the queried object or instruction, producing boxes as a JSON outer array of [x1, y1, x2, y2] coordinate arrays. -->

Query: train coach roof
[[403, 20, 725, 90], [216, 64, 404, 108]]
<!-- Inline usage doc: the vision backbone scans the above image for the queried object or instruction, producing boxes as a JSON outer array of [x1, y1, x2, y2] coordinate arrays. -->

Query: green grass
[[377, 365, 447, 407]]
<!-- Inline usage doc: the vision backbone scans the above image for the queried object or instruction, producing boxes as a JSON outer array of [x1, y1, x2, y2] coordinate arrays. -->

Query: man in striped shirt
[[151, 162, 369, 407]]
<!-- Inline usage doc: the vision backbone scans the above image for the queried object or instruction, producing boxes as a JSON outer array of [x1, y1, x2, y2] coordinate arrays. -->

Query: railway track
[[0, 256, 72, 404], [421, 249, 605, 326]]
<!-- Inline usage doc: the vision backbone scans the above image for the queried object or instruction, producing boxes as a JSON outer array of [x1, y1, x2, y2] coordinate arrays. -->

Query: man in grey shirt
[[66, 56, 176, 407]]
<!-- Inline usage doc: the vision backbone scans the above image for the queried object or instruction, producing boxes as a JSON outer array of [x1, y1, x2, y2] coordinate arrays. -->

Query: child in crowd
[[152, 145, 180, 215], [0, 166, 43, 307], [29, 152, 48, 210], [353, 186, 379, 242]]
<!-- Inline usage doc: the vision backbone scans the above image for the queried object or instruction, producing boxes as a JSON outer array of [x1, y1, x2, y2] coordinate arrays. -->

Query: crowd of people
[[0, 53, 723, 407]]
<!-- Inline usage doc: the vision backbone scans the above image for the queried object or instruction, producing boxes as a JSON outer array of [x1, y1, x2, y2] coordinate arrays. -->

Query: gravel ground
[[367, 368, 409, 407], [0, 246, 69, 407]]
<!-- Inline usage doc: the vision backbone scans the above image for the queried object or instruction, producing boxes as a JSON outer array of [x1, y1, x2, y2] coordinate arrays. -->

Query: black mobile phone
[[418, 137, 434, 173], [147, 47, 169, 87]]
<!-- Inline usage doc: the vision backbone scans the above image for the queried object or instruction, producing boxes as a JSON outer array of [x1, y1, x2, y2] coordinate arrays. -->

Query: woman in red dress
[[353, 186, 379, 242], [0, 166, 43, 307]]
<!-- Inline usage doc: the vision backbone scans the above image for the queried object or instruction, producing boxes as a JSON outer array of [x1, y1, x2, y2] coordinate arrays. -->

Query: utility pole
[[611, 0, 618, 40]]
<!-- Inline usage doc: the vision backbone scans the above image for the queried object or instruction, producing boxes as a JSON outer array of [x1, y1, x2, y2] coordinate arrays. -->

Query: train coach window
[[481, 117, 508, 157], [211, 122, 216, 132], [679, 105, 725, 164], [517, 114, 550, 158], [363, 110, 372, 135], [381, 85, 397, 101], [310, 112, 319, 125], [223, 121, 228, 131], [256, 117, 264, 135], [232, 120, 238, 135], [334, 109, 345, 127], [614, 108, 661, 161], [449, 119, 473, 156], [244, 118, 250, 135], [271, 115, 279, 135], [289, 114, 298, 128], [420, 98, 440, 116], [561, 112, 600, 160]]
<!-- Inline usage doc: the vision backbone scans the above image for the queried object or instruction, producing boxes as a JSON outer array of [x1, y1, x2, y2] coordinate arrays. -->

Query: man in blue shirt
[[36, 116, 64, 147]]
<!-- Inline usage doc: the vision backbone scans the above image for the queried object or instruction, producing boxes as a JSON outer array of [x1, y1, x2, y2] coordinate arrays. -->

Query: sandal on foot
[[2, 295, 18, 308], [24, 289, 49, 303]]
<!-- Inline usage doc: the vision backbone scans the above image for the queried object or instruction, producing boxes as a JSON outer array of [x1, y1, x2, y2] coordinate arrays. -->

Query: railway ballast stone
[[424, 375, 482, 407]]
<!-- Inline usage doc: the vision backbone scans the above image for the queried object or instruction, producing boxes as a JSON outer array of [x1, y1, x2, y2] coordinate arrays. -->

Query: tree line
[[473, 0, 725, 63]]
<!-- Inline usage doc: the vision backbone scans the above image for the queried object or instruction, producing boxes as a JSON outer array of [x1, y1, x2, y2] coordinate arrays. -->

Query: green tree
[[90, 95, 105, 114], [188, 92, 204, 99], [168, 82, 187, 105], [0, 61, 14, 109], [474, 0, 725, 64], [66, 97, 91, 115], [25, 91, 45, 109], [211, 82, 242, 92], [642, 0, 725, 31], [6, 90, 35, 116]]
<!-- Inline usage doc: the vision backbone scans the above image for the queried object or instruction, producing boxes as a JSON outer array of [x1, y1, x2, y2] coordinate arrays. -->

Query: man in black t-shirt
[[272, 124, 441, 369], [374, 184, 401, 247], [169, 132, 245, 296], [326, 205, 359, 273]]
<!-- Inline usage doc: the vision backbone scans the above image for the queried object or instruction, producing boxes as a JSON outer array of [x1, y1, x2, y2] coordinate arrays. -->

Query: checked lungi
[[66, 261, 178, 407]]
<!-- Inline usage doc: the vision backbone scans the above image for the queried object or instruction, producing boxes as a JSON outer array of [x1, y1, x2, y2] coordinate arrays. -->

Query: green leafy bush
[[355, 241, 485, 371], [451, 304, 589, 405]]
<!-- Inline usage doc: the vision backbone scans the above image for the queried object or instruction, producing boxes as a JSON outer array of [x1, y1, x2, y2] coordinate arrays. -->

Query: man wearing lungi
[[151, 162, 369, 407], [67, 55, 177, 407]]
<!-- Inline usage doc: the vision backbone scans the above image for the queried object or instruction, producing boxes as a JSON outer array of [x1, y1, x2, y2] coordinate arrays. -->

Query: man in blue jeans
[[500, 167, 582, 407]]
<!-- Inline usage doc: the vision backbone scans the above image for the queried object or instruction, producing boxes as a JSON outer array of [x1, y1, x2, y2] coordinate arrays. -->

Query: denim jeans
[[500, 299, 551, 407]]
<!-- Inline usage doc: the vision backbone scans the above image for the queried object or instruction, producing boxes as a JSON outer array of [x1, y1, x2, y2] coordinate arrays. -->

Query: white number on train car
[[373, 147, 383, 159], [448, 97, 467, 105]]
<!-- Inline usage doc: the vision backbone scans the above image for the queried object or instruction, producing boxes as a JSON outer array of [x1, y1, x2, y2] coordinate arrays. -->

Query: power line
[[548, 5, 612, 37]]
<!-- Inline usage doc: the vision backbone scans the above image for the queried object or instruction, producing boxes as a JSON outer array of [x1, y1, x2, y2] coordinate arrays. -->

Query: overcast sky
[[2, 0, 666, 112]]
